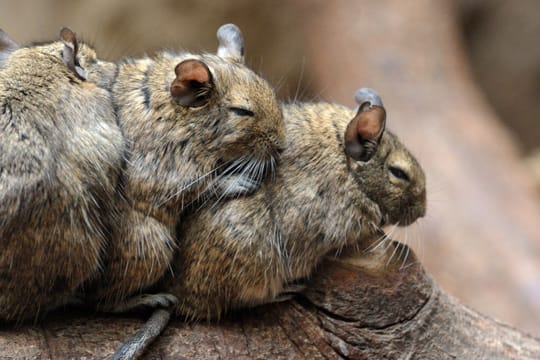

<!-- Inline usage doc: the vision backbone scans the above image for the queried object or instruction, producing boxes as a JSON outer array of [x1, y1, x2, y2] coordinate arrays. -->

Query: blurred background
[[1, 0, 539, 334]]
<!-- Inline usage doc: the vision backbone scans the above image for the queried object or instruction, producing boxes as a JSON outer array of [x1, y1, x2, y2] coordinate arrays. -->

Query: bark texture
[[1, 245, 539, 359]]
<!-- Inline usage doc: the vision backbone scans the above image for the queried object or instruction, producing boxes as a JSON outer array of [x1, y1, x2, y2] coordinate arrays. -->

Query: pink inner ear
[[357, 107, 385, 140], [60, 28, 76, 46], [174, 60, 210, 85]]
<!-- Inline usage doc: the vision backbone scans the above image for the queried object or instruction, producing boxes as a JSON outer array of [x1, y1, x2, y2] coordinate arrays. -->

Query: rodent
[[158, 88, 427, 320], [78, 24, 285, 310], [0, 28, 124, 323]]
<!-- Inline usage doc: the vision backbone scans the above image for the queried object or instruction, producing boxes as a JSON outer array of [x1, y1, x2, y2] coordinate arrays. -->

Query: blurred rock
[[459, 0, 540, 153], [526, 149, 540, 191]]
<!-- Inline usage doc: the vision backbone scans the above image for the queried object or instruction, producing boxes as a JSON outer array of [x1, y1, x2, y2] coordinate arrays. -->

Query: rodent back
[[0, 29, 123, 322], [0, 36, 123, 219]]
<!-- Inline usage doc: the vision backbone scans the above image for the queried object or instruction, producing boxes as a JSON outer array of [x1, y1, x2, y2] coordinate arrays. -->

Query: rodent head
[[345, 88, 426, 227], [169, 24, 285, 178], [170, 55, 284, 163], [17, 28, 122, 90], [0, 27, 91, 80]]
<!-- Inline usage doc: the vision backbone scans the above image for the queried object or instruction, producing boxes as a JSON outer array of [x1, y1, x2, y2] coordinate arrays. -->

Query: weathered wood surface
[[1, 245, 539, 359]]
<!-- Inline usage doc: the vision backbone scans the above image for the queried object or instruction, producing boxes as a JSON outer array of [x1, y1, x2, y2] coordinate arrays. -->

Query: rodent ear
[[0, 29, 19, 65], [59, 27, 87, 80], [345, 88, 387, 162], [216, 23, 245, 63], [170, 59, 214, 107]]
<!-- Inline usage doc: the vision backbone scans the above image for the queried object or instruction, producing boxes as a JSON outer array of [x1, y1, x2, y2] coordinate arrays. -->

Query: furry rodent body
[[79, 25, 285, 308], [160, 94, 426, 320], [0, 31, 124, 323], [0, 24, 284, 320]]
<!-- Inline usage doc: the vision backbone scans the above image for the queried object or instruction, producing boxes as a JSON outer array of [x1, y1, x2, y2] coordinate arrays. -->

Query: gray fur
[[355, 87, 384, 108], [0, 31, 124, 323], [0, 29, 19, 67]]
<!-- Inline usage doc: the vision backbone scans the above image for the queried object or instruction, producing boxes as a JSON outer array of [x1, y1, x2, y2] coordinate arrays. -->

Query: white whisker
[[369, 222, 398, 254], [365, 230, 389, 253], [386, 239, 401, 267], [398, 226, 409, 269]]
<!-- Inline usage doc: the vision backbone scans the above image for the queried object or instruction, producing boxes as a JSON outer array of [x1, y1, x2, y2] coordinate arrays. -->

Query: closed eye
[[389, 166, 410, 181], [229, 107, 254, 117]]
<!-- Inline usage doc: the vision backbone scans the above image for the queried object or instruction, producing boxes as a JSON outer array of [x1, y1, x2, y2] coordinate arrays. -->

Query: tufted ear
[[344, 88, 386, 162], [59, 27, 87, 80], [216, 23, 244, 63], [0, 29, 19, 66], [170, 59, 214, 107]]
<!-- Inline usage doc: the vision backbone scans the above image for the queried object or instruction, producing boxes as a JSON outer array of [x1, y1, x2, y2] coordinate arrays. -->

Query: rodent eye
[[389, 166, 410, 182], [229, 107, 254, 117]]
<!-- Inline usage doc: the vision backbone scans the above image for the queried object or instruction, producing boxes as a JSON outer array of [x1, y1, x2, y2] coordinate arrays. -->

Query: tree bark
[[1, 244, 539, 359]]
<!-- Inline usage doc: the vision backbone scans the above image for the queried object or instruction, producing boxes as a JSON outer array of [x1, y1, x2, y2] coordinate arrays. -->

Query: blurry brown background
[[1, 0, 539, 334]]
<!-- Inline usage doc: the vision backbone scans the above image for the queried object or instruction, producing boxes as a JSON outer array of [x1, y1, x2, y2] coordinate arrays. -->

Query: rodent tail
[[110, 308, 172, 360]]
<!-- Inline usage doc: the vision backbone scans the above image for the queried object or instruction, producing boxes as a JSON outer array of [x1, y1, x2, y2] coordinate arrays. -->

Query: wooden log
[[1, 244, 539, 359]]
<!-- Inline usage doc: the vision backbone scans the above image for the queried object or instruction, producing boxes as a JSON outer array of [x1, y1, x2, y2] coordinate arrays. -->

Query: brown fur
[[159, 97, 426, 320], [77, 25, 285, 309], [0, 31, 123, 323]]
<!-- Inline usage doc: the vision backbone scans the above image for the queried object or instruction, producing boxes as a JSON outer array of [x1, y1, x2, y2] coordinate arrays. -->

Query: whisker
[[365, 230, 389, 253], [379, 235, 395, 259], [399, 225, 409, 269], [195, 161, 248, 212], [386, 239, 401, 267], [293, 57, 306, 103], [416, 220, 425, 263], [401, 245, 413, 270], [369, 222, 398, 253], [270, 156, 277, 180]]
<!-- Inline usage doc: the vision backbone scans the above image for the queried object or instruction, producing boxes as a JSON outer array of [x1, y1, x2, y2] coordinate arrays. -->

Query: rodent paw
[[217, 174, 259, 197], [273, 284, 306, 303]]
